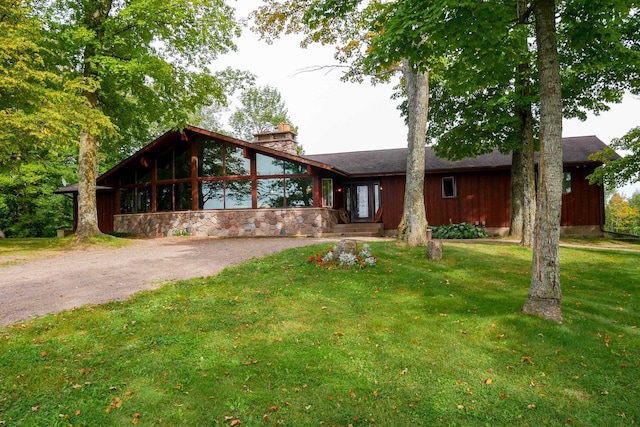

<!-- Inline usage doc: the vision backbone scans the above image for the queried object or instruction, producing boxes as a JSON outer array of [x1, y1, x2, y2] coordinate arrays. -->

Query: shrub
[[431, 222, 488, 239]]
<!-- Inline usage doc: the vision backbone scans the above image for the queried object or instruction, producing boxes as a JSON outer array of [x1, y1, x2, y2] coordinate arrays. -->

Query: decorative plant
[[307, 243, 377, 269], [430, 222, 488, 239]]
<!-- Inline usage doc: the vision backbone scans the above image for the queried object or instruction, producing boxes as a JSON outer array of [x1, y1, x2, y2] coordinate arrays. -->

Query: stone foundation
[[114, 208, 338, 238]]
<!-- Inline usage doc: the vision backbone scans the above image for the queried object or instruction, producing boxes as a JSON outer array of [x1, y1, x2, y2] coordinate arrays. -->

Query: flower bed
[[307, 243, 377, 269]]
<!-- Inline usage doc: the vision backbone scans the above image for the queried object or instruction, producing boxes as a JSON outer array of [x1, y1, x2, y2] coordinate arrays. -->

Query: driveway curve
[[0, 237, 334, 326]]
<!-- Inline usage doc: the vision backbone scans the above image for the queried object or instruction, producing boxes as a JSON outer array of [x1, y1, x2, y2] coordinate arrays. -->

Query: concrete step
[[330, 223, 384, 237]]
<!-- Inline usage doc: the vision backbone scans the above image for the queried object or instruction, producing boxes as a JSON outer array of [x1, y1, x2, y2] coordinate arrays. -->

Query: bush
[[431, 222, 488, 239]]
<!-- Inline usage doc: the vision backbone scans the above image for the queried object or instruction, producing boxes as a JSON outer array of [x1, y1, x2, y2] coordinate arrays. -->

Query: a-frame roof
[[95, 125, 348, 185]]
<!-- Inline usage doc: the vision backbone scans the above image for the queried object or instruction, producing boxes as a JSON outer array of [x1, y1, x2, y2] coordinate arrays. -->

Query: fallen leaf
[[31, 406, 39, 412], [72, 384, 82, 390], [230, 419, 242, 426], [604, 336, 610, 347], [110, 397, 122, 409], [268, 405, 279, 412], [521, 356, 534, 365], [483, 378, 493, 385], [373, 390, 378, 397], [74, 410, 81, 416], [527, 404, 536, 410], [349, 390, 356, 398], [333, 331, 345, 336]]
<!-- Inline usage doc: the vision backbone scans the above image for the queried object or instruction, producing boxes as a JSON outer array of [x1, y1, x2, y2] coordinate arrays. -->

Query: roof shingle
[[304, 135, 612, 175]]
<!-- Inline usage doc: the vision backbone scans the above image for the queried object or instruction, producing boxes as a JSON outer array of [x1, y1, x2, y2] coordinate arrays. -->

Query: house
[[56, 124, 610, 238]]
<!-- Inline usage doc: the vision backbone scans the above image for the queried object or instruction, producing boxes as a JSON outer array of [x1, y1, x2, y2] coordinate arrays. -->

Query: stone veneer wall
[[114, 208, 338, 238]]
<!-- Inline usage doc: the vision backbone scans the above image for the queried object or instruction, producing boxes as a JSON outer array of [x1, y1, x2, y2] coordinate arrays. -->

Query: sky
[[215, 1, 640, 193]]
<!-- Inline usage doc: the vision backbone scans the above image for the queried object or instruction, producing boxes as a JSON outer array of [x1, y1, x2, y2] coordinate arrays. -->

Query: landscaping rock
[[426, 240, 443, 260], [333, 239, 358, 259]]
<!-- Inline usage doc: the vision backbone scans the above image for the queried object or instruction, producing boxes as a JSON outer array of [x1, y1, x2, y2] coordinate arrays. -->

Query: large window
[[442, 176, 457, 198], [257, 153, 313, 208], [118, 138, 314, 213]]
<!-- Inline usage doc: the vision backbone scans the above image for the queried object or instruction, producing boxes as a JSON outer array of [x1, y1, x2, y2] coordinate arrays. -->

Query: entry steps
[[326, 223, 384, 238]]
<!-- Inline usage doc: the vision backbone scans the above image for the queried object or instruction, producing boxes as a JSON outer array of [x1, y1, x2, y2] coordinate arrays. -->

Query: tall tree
[[36, 0, 241, 238], [254, 0, 441, 246], [522, 0, 564, 322], [229, 85, 293, 141]]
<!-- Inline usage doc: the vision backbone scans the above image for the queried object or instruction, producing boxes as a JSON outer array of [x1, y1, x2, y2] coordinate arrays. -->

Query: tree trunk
[[523, 0, 563, 322], [511, 0, 536, 247], [509, 149, 525, 240], [520, 116, 536, 247], [75, 2, 111, 239], [397, 60, 429, 247], [511, 103, 536, 246], [76, 126, 101, 238]]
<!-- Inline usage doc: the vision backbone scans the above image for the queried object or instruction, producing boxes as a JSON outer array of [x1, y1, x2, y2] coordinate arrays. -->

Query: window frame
[[442, 176, 457, 199], [562, 171, 572, 194], [322, 179, 334, 208]]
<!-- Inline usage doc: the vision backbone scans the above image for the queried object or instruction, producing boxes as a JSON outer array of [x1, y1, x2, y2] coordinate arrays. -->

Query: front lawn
[[1, 242, 638, 426]]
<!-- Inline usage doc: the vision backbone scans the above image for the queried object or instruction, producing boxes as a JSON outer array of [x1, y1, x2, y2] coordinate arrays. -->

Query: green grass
[[1, 241, 638, 426]]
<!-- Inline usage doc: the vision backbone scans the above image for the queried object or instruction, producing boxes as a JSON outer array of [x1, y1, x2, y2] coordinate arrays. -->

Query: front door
[[346, 182, 381, 223]]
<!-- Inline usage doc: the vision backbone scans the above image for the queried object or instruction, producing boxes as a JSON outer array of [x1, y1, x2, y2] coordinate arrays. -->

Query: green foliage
[[604, 191, 640, 236], [0, 242, 638, 425], [431, 222, 489, 239], [0, 149, 77, 237], [229, 85, 294, 141], [34, 0, 243, 164], [590, 127, 640, 189], [0, 0, 103, 163]]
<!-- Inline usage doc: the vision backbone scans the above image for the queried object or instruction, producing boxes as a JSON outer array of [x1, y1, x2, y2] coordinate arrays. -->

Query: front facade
[[57, 126, 609, 238]]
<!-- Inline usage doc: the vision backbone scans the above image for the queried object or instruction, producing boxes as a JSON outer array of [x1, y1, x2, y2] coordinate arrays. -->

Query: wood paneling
[[97, 192, 116, 233], [561, 167, 603, 227], [425, 171, 512, 227], [380, 176, 405, 230]]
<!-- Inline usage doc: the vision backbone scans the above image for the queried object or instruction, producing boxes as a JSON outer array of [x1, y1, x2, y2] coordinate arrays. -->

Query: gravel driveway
[[0, 237, 333, 326]]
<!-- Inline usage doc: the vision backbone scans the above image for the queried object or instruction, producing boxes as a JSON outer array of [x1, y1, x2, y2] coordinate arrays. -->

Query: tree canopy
[[590, 126, 640, 189], [229, 85, 293, 141], [32, 0, 244, 237]]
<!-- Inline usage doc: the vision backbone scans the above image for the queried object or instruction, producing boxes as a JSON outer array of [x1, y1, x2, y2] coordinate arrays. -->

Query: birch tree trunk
[[397, 61, 429, 247], [523, 0, 563, 322]]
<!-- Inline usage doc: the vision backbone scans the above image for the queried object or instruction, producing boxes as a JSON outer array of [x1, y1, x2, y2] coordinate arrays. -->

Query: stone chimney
[[252, 123, 298, 155]]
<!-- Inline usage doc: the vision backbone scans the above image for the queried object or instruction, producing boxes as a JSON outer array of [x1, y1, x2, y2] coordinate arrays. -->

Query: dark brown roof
[[97, 125, 348, 184], [304, 135, 613, 176], [54, 183, 114, 194]]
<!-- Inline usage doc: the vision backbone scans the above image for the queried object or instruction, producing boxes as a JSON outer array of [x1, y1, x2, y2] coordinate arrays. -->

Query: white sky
[[216, 1, 640, 194]]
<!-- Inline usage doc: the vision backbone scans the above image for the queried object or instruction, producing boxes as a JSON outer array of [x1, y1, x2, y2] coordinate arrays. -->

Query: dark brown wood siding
[[380, 176, 405, 230], [561, 167, 603, 226], [97, 192, 116, 233], [425, 170, 512, 227]]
